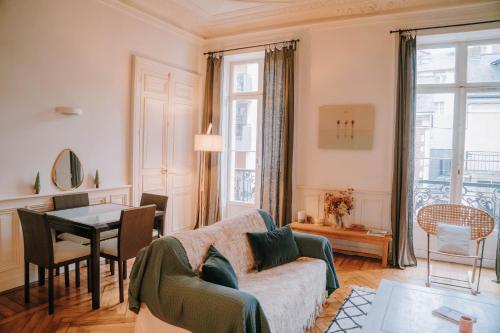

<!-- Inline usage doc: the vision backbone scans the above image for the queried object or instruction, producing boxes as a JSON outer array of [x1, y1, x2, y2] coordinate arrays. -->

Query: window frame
[[416, 37, 500, 210], [225, 57, 264, 209]]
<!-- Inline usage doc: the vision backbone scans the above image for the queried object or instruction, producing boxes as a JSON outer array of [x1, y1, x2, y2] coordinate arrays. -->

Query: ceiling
[[117, 0, 495, 38]]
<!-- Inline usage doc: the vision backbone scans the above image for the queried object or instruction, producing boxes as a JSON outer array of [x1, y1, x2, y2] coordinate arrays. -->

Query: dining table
[[45, 203, 164, 309]]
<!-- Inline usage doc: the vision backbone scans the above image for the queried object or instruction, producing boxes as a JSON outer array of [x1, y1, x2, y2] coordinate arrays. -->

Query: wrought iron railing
[[233, 169, 256, 202], [414, 179, 500, 225], [465, 151, 500, 173]]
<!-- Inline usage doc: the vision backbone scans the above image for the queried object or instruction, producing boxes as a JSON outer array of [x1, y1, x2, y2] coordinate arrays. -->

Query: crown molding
[[202, 0, 498, 37], [98, 0, 499, 43], [204, 1, 500, 45], [98, 0, 204, 43]]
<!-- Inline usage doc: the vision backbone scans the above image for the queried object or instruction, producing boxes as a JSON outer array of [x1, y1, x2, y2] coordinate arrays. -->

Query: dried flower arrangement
[[324, 188, 354, 227]]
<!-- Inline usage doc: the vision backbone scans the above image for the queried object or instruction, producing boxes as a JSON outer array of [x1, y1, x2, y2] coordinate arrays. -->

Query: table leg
[[90, 231, 101, 309], [382, 241, 389, 268]]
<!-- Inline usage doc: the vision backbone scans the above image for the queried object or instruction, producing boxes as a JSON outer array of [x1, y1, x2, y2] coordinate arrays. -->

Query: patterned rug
[[325, 287, 377, 333]]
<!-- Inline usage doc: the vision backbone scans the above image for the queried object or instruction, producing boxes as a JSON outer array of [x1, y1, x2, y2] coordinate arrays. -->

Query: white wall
[[0, 0, 202, 198], [204, 2, 500, 261]]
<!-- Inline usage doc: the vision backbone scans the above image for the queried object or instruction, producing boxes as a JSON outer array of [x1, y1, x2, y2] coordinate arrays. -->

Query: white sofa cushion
[[239, 257, 327, 333], [173, 210, 267, 276]]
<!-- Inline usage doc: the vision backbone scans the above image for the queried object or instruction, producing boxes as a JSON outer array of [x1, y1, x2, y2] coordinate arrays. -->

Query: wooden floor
[[0, 255, 498, 333]]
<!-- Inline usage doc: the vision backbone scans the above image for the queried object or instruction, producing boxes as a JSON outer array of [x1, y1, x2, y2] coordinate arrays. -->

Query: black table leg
[[90, 230, 101, 309], [38, 266, 45, 286]]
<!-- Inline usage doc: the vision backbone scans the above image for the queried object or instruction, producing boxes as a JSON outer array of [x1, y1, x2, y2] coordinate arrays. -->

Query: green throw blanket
[[129, 212, 339, 333]]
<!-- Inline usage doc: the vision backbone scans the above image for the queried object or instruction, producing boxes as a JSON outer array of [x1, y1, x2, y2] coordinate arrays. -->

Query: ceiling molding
[[99, 0, 204, 43], [100, 0, 500, 42], [203, 1, 500, 48], [202, 0, 499, 37]]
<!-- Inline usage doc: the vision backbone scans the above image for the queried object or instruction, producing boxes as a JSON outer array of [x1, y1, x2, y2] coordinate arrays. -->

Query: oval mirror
[[51, 149, 84, 190]]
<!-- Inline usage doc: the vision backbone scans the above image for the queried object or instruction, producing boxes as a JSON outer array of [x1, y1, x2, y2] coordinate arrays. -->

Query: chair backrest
[[140, 193, 168, 212], [53, 193, 90, 210], [417, 204, 495, 240], [17, 208, 53, 266], [118, 205, 156, 260]]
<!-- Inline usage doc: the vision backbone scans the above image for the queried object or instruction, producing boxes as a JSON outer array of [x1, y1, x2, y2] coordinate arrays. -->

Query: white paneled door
[[132, 56, 199, 233], [138, 72, 169, 198]]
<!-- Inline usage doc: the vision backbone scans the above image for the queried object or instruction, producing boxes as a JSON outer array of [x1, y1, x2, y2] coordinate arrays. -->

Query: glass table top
[[45, 203, 163, 228]]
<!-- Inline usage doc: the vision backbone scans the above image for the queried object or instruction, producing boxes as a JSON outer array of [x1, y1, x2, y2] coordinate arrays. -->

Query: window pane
[[230, 151, 256, 203], [417, 47, 456, 84], [414, 93, 455, 211], [462, 92, 500, 225], [467, 43, 500, 83], [231, 99, 258, 151], [232, 63, 259, 93]]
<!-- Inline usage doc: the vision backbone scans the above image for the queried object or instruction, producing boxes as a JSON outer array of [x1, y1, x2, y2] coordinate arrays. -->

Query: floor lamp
[[195, 123, 223, 227]]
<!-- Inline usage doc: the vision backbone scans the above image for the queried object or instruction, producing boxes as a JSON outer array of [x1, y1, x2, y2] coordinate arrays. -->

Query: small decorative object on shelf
[[324, 188, 354, 229], [313, 217, 324, 225], [297, 210, 307, 223], [94, 169, 100, 189], [34, 171, 41, 194], [346, 223, 367, 231], [367, 229, 388, 237]]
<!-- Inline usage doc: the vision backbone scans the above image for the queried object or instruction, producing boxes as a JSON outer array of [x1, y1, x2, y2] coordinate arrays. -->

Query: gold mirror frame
[[51, 148, 84, 191]]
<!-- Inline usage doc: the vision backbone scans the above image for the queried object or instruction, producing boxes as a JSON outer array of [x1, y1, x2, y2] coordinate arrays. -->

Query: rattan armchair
[[417, 204, 495, 295]]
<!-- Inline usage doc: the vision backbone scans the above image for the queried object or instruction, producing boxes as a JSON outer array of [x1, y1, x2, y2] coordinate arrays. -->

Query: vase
[[324, 215, 335, 226], [335, 215, 344, 229]]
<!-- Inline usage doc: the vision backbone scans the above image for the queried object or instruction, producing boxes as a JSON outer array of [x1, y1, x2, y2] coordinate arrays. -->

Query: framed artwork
[[318, 104, 374, 150]]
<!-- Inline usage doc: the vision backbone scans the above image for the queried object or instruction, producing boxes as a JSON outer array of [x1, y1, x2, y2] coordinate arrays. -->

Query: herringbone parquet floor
[[0, 255, 498, 333]]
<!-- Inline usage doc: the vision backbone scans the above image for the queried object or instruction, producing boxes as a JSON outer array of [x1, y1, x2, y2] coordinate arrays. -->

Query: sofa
[[130, 209, 339, 333]]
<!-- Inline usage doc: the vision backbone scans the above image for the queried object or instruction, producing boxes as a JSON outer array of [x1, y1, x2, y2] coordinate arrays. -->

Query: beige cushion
[[58, 230, 117, 245], [100, 238, 118, 257], [58, 233, 89, 245], [101, 230, 118, 240], [53, 241, 90, 264]]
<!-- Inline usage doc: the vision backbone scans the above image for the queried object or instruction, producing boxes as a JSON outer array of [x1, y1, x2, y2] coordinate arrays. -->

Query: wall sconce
[[55, 106, 83, 116]]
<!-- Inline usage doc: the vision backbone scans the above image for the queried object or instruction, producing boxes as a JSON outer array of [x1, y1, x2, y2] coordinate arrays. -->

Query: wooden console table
[[291, 222, 392, 267]]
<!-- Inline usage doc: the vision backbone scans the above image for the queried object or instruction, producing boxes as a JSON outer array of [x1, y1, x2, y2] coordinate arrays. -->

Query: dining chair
[[54, 193, 117, 245], [106, 193, 168, 241], [99, 205, 156, 302], [417, 204, 495, 295], [53, 193, 90, 210], [140, 193, 168, 237], [17, 208, 91, 314]]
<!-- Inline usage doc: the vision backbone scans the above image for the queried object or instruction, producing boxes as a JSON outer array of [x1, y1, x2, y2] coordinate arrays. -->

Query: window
[[224, 55, 264, 216], [414, 38, 500, 228]]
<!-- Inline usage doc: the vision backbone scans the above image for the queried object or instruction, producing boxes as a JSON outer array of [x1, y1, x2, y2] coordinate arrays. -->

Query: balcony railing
[[233, 169, 256, 203], [414, 179, 500, 225]]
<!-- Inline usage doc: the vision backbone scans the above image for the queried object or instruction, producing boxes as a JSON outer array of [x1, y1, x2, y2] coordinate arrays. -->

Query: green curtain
[[260, 43, 296, 227], [390, 32, 418, 268], [195, 54, 223, 228]]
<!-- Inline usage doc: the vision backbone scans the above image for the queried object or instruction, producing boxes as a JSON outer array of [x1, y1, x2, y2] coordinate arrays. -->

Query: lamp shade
[[194, 134, 223, 152]]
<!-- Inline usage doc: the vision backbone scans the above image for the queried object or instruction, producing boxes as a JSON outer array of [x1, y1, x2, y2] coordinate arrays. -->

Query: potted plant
[[34, 171, 41, 194]]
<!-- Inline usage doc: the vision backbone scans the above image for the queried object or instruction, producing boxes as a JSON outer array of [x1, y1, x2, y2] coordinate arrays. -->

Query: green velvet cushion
[[247, 225, 300, 271], [201, 245, 239, 289]]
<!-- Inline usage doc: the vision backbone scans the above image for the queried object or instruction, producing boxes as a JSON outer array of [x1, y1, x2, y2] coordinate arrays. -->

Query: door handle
[[161, 168, 167, 174]]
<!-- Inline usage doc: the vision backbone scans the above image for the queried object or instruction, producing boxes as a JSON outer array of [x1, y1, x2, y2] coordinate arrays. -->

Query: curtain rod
[[203, 39, 299, 55], [390, 19, 500, 34]]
